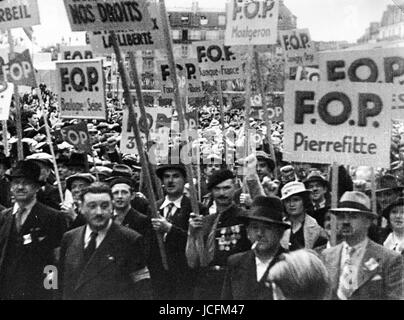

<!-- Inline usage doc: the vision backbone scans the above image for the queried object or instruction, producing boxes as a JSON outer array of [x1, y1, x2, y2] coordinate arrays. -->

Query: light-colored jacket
[[280, 214, 328, 250]]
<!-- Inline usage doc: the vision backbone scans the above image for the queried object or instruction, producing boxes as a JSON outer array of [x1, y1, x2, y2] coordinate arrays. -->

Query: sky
[[30, 0, 396, 47]]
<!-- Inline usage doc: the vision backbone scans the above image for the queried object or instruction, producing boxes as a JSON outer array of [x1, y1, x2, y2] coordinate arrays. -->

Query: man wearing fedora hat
[[0, 160, 67, 300], [221, 196, 290, 300], [149, 161, 206, 299], [321, 191, 404, 300]]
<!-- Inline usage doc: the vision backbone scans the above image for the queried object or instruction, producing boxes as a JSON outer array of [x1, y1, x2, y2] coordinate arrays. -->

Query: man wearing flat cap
[[0, 161, 67, 300], [221, 196, 290, 300], [150, 162, 207, 299], [187, 169, 251, 300], [321, 191, 404, 300]]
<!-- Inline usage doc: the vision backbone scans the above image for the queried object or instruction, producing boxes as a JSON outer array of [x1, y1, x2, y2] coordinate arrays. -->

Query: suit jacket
[[321, 239, 404, 300], [221, 248, 286, 300], [0, 201, 66, 300], [281, 214, 328, 250], [59, 222, 151, 300]]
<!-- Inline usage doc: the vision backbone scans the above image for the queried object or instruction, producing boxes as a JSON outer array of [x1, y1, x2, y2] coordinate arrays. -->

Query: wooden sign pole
[[110, 31, 168, 270], [253, 49, 278, 179], [331, 162, 339, 246], [217, 80, 227, 168], [7, 30, 23, 160], [2, 121, 8, 157]]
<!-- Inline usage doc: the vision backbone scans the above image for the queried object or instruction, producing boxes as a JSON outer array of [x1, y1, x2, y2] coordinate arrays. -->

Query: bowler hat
[[304, 170, 330, 190], [66, 173, 96, 190], [156, 163, 187, 180], [383, 197, 404, 220], [281, 181, 311, 201], [207, 169, 234, 190], [240, 196, 290, 229], [330, 191, 378, 218], [6, 160, 43, 185], [256, 151, 275, 171], [376, 174, 404, 193]]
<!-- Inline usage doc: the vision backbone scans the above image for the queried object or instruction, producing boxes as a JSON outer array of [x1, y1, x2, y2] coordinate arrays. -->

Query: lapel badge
[[22, 233, 32, 245], [364, 257, 379, 271], [107, 255, 115, 261]]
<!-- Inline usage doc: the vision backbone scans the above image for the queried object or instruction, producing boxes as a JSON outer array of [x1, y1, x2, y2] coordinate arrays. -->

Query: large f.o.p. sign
[[319, 48, 404, 119], [63, 0, 152, 32], [225, 0, 279, 46], [57, 59, 106, 120], [284, 80, 393, 168]]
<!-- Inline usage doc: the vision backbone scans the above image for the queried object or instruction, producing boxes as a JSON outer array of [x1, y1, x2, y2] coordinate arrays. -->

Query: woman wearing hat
[[383, 198, 404, 254], [280, 181, 328, 251]]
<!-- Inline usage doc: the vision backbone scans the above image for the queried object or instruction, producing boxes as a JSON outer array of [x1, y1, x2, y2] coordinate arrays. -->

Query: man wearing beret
[[321, 191, 404, 300], [150, 162, 207, 299], [0, 161, 67, 300], [221, 196, 290, 300], [187, 169, 251, 299]]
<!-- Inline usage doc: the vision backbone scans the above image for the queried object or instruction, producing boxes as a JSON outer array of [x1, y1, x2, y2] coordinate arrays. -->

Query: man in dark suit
[[322, 191, 404, 300], [221, 196, 290, 300], [150, 163, 206, 299], [0, 160, 66, 300], [59, 182, 152, 300]]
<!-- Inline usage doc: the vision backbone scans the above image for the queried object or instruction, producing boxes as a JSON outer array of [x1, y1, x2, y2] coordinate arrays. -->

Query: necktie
[[84, 232, 98, 263], [15, 207, 26, 233], [337, 246, 357, 300], [165, 202, 175, 221]]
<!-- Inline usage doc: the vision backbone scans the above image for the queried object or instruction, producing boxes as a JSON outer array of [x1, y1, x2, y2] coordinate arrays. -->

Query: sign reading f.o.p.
[[57, 59, 106, 120], [284, 80, 393, 168], [225, 0, 280, 46], [193, 40, 245, 81], [319, 48, 404, 119], [63, 0, 152, 32]]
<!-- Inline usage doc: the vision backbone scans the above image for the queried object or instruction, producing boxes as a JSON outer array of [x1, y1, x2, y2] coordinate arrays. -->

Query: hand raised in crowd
[[188, 212, 203, 232], [60, 202, 78, 223], [262, 177, 280, 197], [151, 215, 172, 233], [239, 193, 252, 206]]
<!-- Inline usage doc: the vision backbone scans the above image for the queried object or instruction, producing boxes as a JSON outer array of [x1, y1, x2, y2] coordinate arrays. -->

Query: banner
[[279, 28, 318, 68], [319, 47, 404, 119], [60, 121, 92, 153], [63, 0, 152, 32], [3, 49, 37, 87], [193, 40, 245, 81], [89, 2, 163, 54], [294, 66, 320, 81], [57, 59, 106, 120], [224, 0, 279, 46], [284, 81, 393, 168], [157, 59, 203, 98], [0, 0, 40, 30], [60, 45, 94, 60], [0, 81, 14, 120]]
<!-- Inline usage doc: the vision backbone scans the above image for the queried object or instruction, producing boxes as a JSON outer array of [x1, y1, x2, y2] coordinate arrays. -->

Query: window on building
[[218, 15, 226, 25], [181, 45, 189, 58], [206, 30, 219, 40], [190, 30, 201, 40], [201, 16, 208, 25], [172, 30, 180, 40], [182, 29, 188, 41], [181, 15, 189, 25]]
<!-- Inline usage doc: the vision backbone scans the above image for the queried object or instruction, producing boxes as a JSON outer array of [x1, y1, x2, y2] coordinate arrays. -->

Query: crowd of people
[[0, 85, 403, 300]]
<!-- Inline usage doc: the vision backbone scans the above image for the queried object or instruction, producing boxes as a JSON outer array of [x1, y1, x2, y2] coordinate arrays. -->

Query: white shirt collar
[[160, 195, 183, 210], [12, 199, 37, 216], [84, 219, 112, 249], [255, 255, 273, 282]]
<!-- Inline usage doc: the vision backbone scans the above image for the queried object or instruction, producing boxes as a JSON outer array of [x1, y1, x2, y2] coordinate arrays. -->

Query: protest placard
[[0, 81, 14, 120], [193, 40, 245, 81], [279, 28, 318, 68], [224, 0, 280, 46], [156, 59, 203, 98], [60, 121, 92, 153], [0, 0, 40, 30], [57, 59, 106, 120], [63, 0, 152, 32], [3, 49, 37, 87], [89, 2, 163, 54], [284, 80, 393, 168], [60, 45, 94, 60], [319, 47, 404, 119]]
